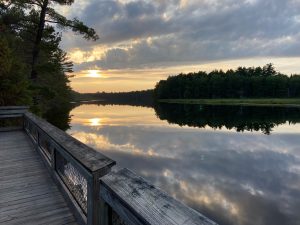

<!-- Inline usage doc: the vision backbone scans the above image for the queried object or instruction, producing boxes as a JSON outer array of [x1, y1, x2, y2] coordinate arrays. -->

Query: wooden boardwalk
[[0, 131, 79, 225]]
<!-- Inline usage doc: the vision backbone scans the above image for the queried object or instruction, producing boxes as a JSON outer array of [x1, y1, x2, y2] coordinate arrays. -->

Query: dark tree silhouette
[[154, 64, 300, 99]]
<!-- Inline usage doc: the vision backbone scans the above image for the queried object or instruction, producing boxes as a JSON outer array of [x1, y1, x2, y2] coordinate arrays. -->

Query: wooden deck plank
[[0, 174, 50, 185], [0, 131, 79, 225], [0, 193, 66, 214], [0, 192, 64, 209]]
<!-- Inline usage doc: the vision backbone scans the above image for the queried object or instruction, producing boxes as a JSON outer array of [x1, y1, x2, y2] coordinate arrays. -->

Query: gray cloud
[[62, 0, 300, 70]]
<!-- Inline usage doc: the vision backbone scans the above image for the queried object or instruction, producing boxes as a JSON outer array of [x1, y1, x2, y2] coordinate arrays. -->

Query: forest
[[0, 0, 97, 114], [154, 64, 300, 99], [73, 90, 154, 107]]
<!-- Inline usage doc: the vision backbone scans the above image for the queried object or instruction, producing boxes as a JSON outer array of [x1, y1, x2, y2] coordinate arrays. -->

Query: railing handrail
[[0, 106, 29, 118], [24, 112, 116, 173], [100, 168, 217, 225], [0, 106, 29, 110], [23, 111, 116, 225]]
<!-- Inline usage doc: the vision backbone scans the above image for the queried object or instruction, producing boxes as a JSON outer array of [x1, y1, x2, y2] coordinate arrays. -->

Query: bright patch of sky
[[55, 0, 300, 92]]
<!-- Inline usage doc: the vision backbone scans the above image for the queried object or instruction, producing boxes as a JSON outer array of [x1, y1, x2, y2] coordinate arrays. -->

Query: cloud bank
[[60, 0, 300, 70]]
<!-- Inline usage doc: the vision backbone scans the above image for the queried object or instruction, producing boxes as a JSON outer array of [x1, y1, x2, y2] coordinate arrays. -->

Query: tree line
[[0, 0, 97, 114], [154, 64, 300, 99], [73, 90, 154, 107]]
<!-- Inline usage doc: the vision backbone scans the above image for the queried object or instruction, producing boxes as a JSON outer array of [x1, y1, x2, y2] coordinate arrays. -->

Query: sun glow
[[89, 118, 102, 126], [87, 70, 101, 78]]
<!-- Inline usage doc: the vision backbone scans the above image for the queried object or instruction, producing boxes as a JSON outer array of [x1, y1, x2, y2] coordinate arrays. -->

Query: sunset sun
[[87, 70, 101, 78], [89, 118, 102, 126]]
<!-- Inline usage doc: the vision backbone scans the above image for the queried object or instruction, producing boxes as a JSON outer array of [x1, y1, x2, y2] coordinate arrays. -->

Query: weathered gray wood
[[24, 112, 116, 172], [0, 192, 66, 214], [0, 106, 29, 110], [100, 168, 218, 225], [0, 114, 23, 118], [0, 106, 27, 130], [0, 131, 79, 225], [0, 106, 28, 118], [99, 198, 111, 225], [24, 112, 115, 225], [2, 207, 74, 225], [0, 192, 63, 209], [0, 126, 23, 132], [88, 171, 102, 225]]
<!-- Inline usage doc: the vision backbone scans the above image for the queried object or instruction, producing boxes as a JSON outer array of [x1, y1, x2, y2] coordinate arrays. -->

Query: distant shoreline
[[70, 99, 105, 104], [159, 99, 300, 107]]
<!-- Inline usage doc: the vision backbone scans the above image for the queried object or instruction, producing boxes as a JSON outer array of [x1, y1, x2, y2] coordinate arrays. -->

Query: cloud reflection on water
[[68, 104, 300, 225]]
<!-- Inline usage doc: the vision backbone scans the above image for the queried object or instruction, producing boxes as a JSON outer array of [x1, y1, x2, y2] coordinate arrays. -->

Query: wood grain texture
[[0, 106, 29, 110], [100, 168, 218, 225], [0, 107, 28, 120], [24, 112, 115, 172], [0, 131, 79, 225]]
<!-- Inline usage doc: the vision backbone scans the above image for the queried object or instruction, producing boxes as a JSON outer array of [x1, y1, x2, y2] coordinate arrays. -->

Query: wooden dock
[[0, 106, 217, 225], [0, 131, 79, 225]]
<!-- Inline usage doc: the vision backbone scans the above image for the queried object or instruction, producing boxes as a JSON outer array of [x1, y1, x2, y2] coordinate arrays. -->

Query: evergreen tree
[[0, 0, 99, 113], [0, 37, 31, 105], [154, 64, 300, 100]]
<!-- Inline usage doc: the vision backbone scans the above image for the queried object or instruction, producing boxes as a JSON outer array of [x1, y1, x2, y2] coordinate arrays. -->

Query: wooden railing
[[23, 111, 116, 225], [100, 168, 217, 225], [0, 106, 217, 225], [0, 106, 29, 131]]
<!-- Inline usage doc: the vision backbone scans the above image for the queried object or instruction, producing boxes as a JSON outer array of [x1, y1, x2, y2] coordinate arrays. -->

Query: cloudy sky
[[57, 0, 300, 92]]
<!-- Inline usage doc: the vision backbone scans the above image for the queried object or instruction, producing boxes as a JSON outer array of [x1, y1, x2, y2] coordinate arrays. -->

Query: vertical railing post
[[87, 170, 112, 225], [50, 141, 56, 171], [87, 173, 100, 225], [99, 195, 111, 225], [22, 108, 29, 130]]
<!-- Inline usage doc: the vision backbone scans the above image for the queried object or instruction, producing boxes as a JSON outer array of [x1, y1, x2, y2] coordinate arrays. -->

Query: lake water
[[65, 103, 300, 225]]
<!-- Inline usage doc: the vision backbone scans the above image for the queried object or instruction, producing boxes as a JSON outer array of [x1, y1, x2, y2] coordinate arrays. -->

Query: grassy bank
[[159, 98, 300, 107]]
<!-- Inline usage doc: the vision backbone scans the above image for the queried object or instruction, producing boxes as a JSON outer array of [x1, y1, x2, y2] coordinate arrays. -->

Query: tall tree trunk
[[30, 0, 48, 81]]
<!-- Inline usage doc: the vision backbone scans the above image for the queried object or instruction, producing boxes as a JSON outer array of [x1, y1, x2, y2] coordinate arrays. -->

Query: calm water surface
[[66, 104, 300, 225]]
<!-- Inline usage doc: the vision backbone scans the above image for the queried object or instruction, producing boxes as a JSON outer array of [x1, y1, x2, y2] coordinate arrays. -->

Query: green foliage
[[154, 64, 300, 99], [46, 8, 98, 41], [0, 37, 31, 106], [0, 0, 98, 121], [73, 90, 154, 107]]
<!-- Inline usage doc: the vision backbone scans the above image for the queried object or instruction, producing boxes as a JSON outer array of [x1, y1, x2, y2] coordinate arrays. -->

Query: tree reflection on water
[[154, 103, 300, 134]]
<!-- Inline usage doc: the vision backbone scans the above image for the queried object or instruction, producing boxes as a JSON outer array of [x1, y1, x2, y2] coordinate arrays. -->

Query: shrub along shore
[[159, 98, 300, 107]]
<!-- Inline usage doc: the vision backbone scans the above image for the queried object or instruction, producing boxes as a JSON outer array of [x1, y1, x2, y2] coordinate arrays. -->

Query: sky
[[56, 0, 300, 93]]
